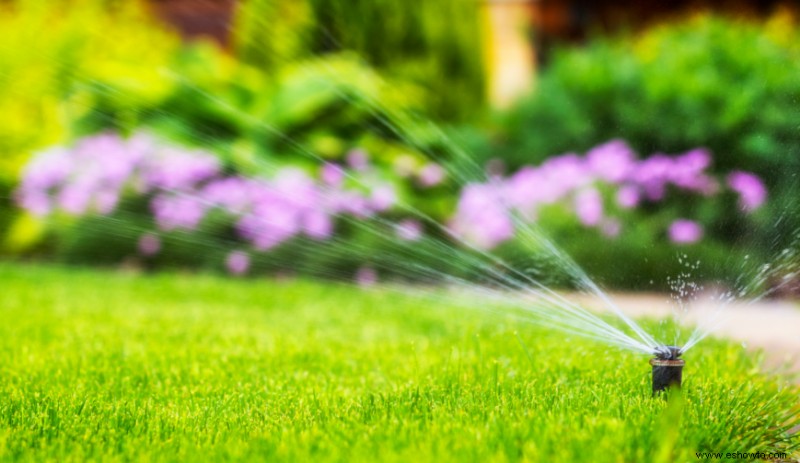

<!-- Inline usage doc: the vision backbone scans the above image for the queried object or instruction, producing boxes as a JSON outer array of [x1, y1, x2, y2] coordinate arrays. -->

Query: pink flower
[[574, 188, 603, 226], [331, 191, 373, 218], [226, 251, 250, 275], [302, 210, 333, 239], [17, 191, 51, 216], [540, 154, 591, 194], [678, 148, 712, 171], [616, 185, 640, 209], [586, 139, 635, 183], [137, 233, 161, 256], [450, 183, 514, 249], [418, 163, 446, 187], [505, 167, 545, 209], [273, 168, 317, 209], [727, 171, 767, 212], [668, 219, 703, 244], [370, 185, 396, 211], [669, 149, 717, 194], [19, 147, 72, 190], [395, 219, 423, 241], [355, 266, 378, 286], [201, 178, 252, 213], [242, 200, 300, 250], [632, 154, 672, 201], [321, 163, 345, 187], [94, 188, 120, 215], [150, 194, 206, 231], [346, 149, 370, 171], [139, 146, 220, 192], [57, 184, 92, 215], [504, 166, 566, 213]]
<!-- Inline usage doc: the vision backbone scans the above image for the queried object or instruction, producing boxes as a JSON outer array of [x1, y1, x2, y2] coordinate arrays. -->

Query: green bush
[[2, 0, 461, 259], [0, 0, 180, 251], [0, 0, 179, 179], [486, 14, 800, 171], [233, 0, 486, 121], [472, 13, 800, 283], [74, 45, 456, 207]]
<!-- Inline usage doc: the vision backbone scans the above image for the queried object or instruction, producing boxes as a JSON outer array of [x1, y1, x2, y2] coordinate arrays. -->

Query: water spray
[[650, 346, 684, 395]]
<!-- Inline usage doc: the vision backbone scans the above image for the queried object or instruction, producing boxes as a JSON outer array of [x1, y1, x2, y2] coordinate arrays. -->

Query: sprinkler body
[[650, 346, 684, 395]]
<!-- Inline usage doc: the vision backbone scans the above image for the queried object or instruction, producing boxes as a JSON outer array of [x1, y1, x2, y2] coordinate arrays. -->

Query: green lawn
[[0, 263, 797, 462]]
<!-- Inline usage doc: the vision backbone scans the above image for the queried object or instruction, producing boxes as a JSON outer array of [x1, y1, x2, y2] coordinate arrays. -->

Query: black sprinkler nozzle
[[650, 346, 684, 395]]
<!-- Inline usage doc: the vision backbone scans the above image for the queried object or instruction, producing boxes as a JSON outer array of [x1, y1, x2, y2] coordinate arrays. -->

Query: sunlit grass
[[0, 263, 797, 462]]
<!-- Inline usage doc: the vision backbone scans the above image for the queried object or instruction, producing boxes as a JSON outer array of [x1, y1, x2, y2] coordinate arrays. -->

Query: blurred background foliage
[[0, 0, 460, 255], [0, 0, 797, 291], [0, 0, 179, 248], [470, 12, 800, 287], [234, 0, 486, 122], [480, 13, 800, 180]]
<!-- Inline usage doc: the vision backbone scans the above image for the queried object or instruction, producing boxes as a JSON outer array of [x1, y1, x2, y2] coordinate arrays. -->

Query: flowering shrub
[[16, 132, 420, 274], [449, 140, 766, 249], [467, 14, 799, 284], [16, 134, 768, 287]]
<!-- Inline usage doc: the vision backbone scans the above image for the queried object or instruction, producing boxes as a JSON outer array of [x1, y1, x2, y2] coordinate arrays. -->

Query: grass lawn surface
[[0, 263, 798, 462]]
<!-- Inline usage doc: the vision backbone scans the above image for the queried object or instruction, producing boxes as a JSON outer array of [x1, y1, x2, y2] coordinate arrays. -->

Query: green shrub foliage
[[477, 13, 800, 264], [233, 0, 486, 121]]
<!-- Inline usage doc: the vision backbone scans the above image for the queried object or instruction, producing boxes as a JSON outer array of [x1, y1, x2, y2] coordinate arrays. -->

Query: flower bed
[[16, 134, 767, 286]]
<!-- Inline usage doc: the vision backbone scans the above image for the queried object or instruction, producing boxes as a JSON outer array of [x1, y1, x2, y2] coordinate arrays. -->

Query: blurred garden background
[[1, 0, 799, 291], [3, 1, 800, 461]]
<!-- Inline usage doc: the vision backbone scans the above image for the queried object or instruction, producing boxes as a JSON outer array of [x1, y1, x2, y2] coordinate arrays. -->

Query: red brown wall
[[146, 0, 236, 46]]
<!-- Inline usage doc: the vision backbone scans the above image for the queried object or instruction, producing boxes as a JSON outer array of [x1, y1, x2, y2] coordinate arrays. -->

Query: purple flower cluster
[[450, 140, 767, 249], [195, 168, 395, 250], [17, 133, 224, 218], [668, 219, 704, 244], [17, 133, 770, 278], [18, 134, 149, 216], [17, 133, 400, 273], [727, 171, 767, 212]]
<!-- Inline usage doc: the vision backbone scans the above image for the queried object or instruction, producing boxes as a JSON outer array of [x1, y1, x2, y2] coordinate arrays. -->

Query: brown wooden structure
[[146, 0, 236, 46], [532, 0, 796, 59]]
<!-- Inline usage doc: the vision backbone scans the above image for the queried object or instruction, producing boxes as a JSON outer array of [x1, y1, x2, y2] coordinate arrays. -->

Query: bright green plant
[[0, 0, 178, 180], [77, 47, 454, 198], [0, 0, 180, 250], [233, 0, 487, 121]]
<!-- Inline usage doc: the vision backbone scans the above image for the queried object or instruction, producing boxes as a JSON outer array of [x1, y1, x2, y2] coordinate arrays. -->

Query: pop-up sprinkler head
[[650, 346, 684, 395]]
